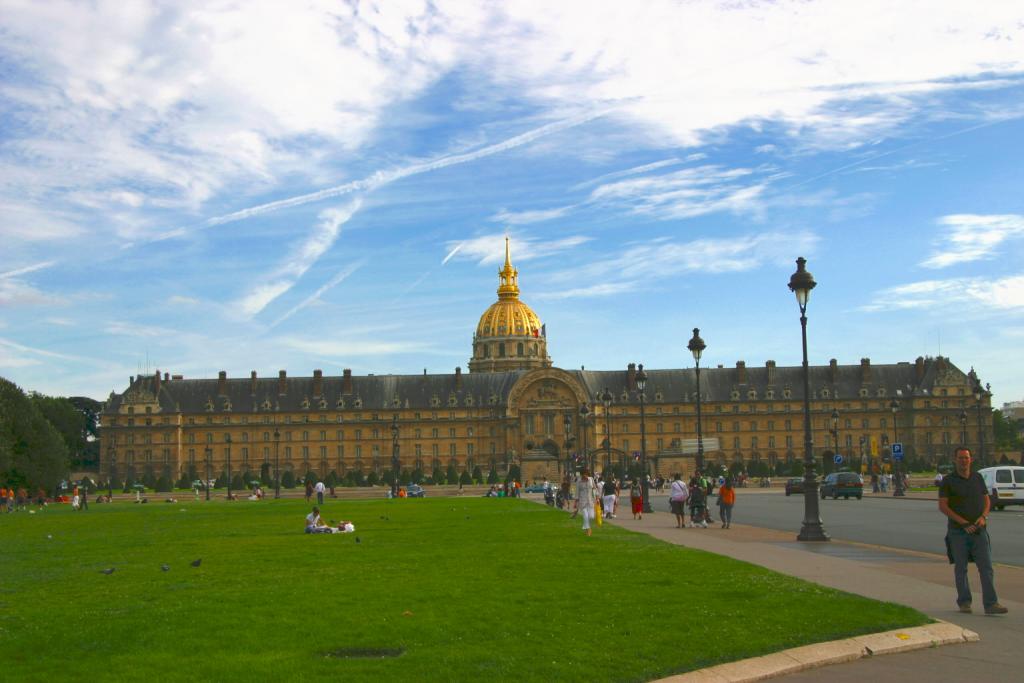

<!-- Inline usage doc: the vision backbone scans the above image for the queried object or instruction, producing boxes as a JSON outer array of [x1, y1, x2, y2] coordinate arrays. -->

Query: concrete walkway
[[603, 505, 1023, 681]]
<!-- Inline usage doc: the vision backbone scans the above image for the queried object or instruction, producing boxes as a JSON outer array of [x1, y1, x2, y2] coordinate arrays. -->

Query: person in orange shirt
[[718, 478, 736, 529]]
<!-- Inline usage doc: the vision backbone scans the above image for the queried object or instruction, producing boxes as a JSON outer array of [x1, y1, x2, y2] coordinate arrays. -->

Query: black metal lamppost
[[890, 399, 905, 496], [391, 414, 400, 498], [687, 328, 706, 475], [635, 364, 653, 514], [204, 447, 212, 501], [107, 445, 115, 499], [830, 408, 840, 473], [578, 403, 591, 474], [788, 257, 829, 542], [959, 409, 968, 449], [225, 434, 232, 500], [600, 388, 613, 475], [563, 413, 574, 480], [273, 428, 281, 498], [974, 381, 988, 468]]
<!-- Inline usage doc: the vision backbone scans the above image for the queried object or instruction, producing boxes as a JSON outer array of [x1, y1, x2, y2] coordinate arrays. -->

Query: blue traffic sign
[[892, 442, 904, 460], [833, 454, 843, 464]]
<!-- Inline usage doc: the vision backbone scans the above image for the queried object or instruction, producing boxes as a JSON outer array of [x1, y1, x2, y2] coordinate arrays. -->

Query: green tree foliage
[[993, 410, 1023, 449], [411, 467, 424, 484], [155, 475, 173, 492], [506, 464, 521, 483], [281, 470, 296, 489], [366, 471, 380, 487], [432, 466, 444, 485], [260, 462, 273, 486], [459, 471, 472, 486], [487, 468, 498, 484], [446, 463, 458, 485], [0, 378, 69, 490], [325, 470, 338, 488], [472, 466, 483, 484]]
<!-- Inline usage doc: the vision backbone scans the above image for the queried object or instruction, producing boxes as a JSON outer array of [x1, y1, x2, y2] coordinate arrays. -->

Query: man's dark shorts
[[670, 500, 686, 515]]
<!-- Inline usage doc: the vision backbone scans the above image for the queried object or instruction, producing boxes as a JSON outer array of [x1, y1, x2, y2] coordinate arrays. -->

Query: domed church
[[98, 239, 992, 489], [469, 238, 551, 373]]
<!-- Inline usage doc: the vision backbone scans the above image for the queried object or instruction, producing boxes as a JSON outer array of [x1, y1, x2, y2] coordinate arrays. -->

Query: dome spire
[[497, 236, 519, 300]]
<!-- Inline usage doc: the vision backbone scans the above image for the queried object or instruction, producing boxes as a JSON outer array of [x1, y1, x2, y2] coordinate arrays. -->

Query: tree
[[472, 465, 483, 484], [325, 470, 338, 488], [432, 466, 445, 485], [281, 470, 296, 489], [505, 464, 521, 483], [459, 470, 472, 486], [260, 462, 273, 486], [487, 468, 499, 484], [366, 471, 380, 487], [155, 475, 173, 492], [411, 467, 424, 484], [993, 410, 1023, 449], [446, 463, 458, 485], [0, 378, 70, 491]]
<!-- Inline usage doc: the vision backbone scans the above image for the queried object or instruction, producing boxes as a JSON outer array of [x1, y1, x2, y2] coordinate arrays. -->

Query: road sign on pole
[[833, 454, 843, 465], [892, 442, 904, 461]]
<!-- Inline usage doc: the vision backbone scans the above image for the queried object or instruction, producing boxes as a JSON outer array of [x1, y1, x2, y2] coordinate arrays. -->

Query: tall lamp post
[[107, 445, 115, 499], [890, 399, 905, 496], [635, 364, 653, 514], [273, 428, 281, 499], [788, 257, 829, 542], [600, 388, 613, 475], [830, 409, 840, 474], [204, 447, 212, 501], [578, 403, 590, 474], [563, 413, 574, 480], [959, 409, 968, 450], [225, 434, 232, 500], [974, 382, 988, 468], [391, 415, 400, 498], [687, 328, 706, 475]]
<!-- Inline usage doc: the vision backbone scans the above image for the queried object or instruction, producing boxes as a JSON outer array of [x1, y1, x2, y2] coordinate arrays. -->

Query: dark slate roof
[[105, 356, 973, 414]]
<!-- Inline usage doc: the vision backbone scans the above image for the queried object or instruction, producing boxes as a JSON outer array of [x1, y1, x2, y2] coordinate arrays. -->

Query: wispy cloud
[[280, 337, 433, 358], [270, 260, 366, 328], [861, 275, 1024, 311], [490, 206, 574, 225], [234, 199, 362, 318], [0, 261, 56, 279], [921, 214, 1024, 269], [445, 234, 592, 266]]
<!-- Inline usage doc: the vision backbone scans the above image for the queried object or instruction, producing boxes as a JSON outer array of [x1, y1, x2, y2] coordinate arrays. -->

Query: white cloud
[[490, 206, 574, 225], [234, 199, 362, 318], [862, 275, 1024, 311], [0, 278, 62, 307], [446, 234, 592, 266], [921, 214, 1024, 269], [168, 295, 201, 306], [280, 337, 431, 358], [535, 282, 638, 301]]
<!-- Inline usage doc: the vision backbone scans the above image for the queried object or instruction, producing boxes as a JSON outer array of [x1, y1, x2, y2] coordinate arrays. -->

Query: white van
[[978, 466, 1024, 511]]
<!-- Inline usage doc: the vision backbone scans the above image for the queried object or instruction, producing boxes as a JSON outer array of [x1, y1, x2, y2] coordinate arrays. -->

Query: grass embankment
[[1, 498, 929, 682]]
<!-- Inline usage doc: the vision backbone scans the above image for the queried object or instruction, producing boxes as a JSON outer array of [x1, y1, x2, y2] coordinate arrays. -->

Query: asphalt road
[[649, 490, 1024, 566]]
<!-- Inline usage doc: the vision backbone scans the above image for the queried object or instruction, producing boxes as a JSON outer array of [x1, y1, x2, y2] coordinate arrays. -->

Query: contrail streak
[[270, 259, 366, 328]]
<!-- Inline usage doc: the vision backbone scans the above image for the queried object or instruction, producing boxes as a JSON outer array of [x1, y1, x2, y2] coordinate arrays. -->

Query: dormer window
[[352, 397, 362, 409], [465, 396, 474, 407], [318, 399, 328, 410], [783, 389, 792, 399], [730, 391, 740, 400], [205, 399, 214, 412], [747, 390, 757, 400], [301, 397, 311, 410], [336, 398, 345, 409], [430, 395, 441, 408]]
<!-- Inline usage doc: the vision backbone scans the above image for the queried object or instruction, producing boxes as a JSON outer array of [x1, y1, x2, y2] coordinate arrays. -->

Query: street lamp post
[[687, 328, 706, 475], [204, 447, 212, 501], [107, 445, 115, 499], [273, 428, 281, 499], [830, 409, 840, 474], [959, 409, 968, 450], [788, 257, 829, 542], [391, 415, 400, 499], [635, 364, 653, 514], [225, 434, 232, 500], [578, 403, 590, 474], [974, 382, 988, 468], [890, 399, 904, 496], [600, 388, 613, 475], [563, 413, 574, 481]]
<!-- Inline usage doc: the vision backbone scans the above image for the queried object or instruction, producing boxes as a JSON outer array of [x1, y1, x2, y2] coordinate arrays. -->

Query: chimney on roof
[[915, 356, 925, 381], [627, 363, 637, 391], [829, 358, 838, 384], [736, 361, 747, 385], [936, 356, 947, 373], [278, 370, 287, 396], [130, 375, 134, 386], [455, 366, 462, 390], [154, 370, 161, 394], [218, 370, 227, 396], [313, 369, 323, 397], [860, 358, 871, 384], [164, 372, 169, 382], [342, 368, 353, 395], [172, 374, 183, 381], [250, 370, 258, 395], [766, 360, 776, 385]]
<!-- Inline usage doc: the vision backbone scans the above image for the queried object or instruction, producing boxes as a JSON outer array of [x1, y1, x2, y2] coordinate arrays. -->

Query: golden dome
[[475, 238, 543, 339]]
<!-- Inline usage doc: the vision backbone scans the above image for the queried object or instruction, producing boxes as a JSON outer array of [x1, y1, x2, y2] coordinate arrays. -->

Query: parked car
[[784, 478, 805, 496], [524, 483, 550, 493], [820, 472, 863, 500], [405, 484, 426, 498], [979, 465, 1024, 511]]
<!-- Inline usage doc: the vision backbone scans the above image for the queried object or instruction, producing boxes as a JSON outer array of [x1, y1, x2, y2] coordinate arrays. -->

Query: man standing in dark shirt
[[938, 447, 1007, 615]]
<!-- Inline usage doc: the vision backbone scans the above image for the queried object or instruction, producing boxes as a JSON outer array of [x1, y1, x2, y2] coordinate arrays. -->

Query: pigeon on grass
[[190, 558, 202, 568]]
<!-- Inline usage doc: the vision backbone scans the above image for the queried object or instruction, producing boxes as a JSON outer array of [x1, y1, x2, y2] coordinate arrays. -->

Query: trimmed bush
[[459, 471, 472, 486], [281, 470, 295, 489]]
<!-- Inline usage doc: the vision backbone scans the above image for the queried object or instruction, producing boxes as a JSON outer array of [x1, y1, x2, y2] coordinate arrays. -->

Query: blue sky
[[1, 1, 1023, 407]]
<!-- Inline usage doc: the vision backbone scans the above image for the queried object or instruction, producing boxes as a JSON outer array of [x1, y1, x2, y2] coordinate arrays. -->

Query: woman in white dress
[[574, 468, 596, 536]]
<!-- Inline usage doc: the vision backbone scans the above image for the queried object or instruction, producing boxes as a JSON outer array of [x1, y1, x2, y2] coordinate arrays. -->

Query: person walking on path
[[938, 447, 1008, 615], [601, 477, 617, 520], [304, 479, 314, 503], [669, 473, 689, 528], [314, 479, 325, 505], [718, 479, 735, 529], [629, 479, 643, 520], [574, 468, 597, 537]]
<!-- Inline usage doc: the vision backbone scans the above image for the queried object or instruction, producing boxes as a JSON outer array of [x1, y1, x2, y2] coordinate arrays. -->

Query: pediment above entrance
[[506, 367, 588, 416]]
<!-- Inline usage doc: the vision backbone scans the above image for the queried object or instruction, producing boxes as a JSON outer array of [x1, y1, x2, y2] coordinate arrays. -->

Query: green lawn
[[1, 498, 929, 682]]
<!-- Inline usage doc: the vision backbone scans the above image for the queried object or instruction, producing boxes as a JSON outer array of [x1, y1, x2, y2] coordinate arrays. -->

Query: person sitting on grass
[[305, 506, 333, 534]]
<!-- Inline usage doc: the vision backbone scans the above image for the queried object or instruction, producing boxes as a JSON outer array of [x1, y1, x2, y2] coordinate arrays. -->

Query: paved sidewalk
[[605, 510, 1023, 681]]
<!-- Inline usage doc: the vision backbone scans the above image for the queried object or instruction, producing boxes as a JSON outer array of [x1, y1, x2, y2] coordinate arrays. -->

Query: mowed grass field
[[1, 497, 929, 682]]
